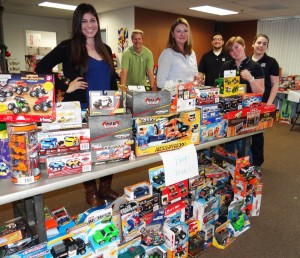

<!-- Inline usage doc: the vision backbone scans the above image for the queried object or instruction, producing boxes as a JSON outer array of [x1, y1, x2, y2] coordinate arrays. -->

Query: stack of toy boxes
[[223, 103, 276, 137], [87, 90, 133, 165], [194, 86, 219, 108], [36, 101, 92, 178], [0, 126, 10, 179], [0, 73, 56, 123]]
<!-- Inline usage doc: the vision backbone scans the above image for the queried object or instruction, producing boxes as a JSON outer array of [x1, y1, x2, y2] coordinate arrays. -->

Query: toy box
[[154, 180, 189, 206], [0, 130, 10, 179], [199, 103, 222, 123], [143, 244, 167, 258], [188, 234, 205, 257], [124, 181, 153, 202], [0, 73, 55, 122], [218, 95, 243, 113], [195, 86, 219, 106], [164, 200, 186, 225], [46, 151, 92, 178], [12, 242, 50, 258], [212, 221, 235, 249], [163, 222, 188, 251], [37, 127, 90, 156], [138, 192, 160, 217], [89, 90, 126, 116], [133, 110, 200, 157], [118, 237, 144, 258], [126, 90, 170, 117], [223, 103, 276, 137], [200, 118, 227, 143], [166, 81, 196, 113], [88, 113, 134, 164], [242, 93, 263, 107], [149, 165, 165, 189], [216, 75, 245, 96], [41, 101, 82, 131]]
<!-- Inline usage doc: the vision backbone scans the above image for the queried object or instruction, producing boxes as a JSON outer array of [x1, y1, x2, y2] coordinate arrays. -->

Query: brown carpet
[[1, 122, 299, 257]]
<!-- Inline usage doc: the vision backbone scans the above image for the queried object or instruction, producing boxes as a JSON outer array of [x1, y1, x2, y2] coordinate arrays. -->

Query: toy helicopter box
[[133, 110, 200, 157], [223, 103, 276, 137], [126, 90, 170, 117], [0, 73, 55, 122], [88, 113, 134, 164], [89, 90, 126, 116], [41, 101, 82, 131]]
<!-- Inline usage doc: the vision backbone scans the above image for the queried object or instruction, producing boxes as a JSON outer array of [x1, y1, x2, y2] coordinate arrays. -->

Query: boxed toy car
[[195, 86, 219, 106], [133, 110, 200, 157], [223, 103, 276, 137], [149, 165, 165, 189], [126, 90, 170, 117], [138, 192, 160, 217], [89, 90, 126, 116], [165, 81, 196, 113], [41, 101, 82, 131], [46, 151, 92, 178], [218, 95, 243, 113], [212, 221, 235, 249], [124, 181, 153, 202], [163, 221, 188, 251], [88, 113, 134, 164], [242, 93, 263, 107], [0, 73, 55, 122], [200, 117, 227, 143], [37, 127, 90, 156], [118, 237, 145, 258]]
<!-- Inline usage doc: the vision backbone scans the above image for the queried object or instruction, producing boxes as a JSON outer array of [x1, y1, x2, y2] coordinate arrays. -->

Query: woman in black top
[[36, 3, 119, 207]]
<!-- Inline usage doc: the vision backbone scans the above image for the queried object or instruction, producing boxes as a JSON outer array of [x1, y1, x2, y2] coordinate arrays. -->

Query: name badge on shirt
[[222, 58, 226, 61], [261, 63, 266, 67], [224, 70, 236, 78]]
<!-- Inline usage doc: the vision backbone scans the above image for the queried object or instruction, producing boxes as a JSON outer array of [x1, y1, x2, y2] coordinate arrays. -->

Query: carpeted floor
[[0, 122, 299, 257]]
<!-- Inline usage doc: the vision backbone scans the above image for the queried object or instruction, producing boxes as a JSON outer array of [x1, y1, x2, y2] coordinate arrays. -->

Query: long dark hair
[[167, 17, 193, 56], [70, 3, 114, 75]]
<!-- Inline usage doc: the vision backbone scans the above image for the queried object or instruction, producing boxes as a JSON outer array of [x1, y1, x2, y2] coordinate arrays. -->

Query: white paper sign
[[224, 70, 236, 78], [159, 144, 198, 186]]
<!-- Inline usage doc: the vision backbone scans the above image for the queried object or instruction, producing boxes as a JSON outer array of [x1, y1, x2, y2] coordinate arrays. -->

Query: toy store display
[[0, 73, 55, 123], [7, 122, 41, 184], [0, 128, 10, 179]]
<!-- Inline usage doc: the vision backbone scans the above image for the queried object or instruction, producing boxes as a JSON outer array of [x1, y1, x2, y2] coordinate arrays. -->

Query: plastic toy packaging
[[7, 122, 41, 184]]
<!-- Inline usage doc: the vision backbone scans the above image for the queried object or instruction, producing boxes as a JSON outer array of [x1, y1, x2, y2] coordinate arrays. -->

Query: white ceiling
[[1, 0, 300, 22]]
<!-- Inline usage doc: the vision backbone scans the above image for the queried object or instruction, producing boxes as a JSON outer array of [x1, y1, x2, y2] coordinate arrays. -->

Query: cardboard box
[[126, 90, 170, 117], [242, 93, 263, 107], [0, 73, 55, 122], [41, 101, 82, 131], [88, 113, 133, 164], [133, 110, 200, 157], [223, 103, 276, 137], [89, 90, 126, 116], [195, 86, 219, 106]]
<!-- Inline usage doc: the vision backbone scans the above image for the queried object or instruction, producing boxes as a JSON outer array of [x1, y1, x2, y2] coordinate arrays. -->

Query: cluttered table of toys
[[0, 73, 275, 257]]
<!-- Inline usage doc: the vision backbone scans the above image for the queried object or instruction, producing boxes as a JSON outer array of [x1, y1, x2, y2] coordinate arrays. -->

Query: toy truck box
[[88, 113, 134, 164], [0, 129, 10, 179], [195, 86, 219, 106], [126, 90, 170, 117], [149, 165, 166, 189], [212, 221, 235, 249], [89, 90, 126, 116], [217, 75, 245, 97], [200, 118, 227, 143], [223, 103, 276, 137], [0, 73, 55, 122], [218, 95, 243, 113], [124, 181, 153, 202], [133, 110, 200, 157], [46, 151, 92, 178], [37, 127, 90, 156], [163, 222, 188, 251], [199, 103, 222, 123], [137, 192, 160, 217], [166, 243, 189, 258], [166, 81, 196, 113], [41, 101, 82, 131], [118, 236, 144, 258]]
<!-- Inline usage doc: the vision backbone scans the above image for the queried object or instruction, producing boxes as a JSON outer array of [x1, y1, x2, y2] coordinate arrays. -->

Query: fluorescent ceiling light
[[38, 2, 76, 11], [190, 5, 238, 16]]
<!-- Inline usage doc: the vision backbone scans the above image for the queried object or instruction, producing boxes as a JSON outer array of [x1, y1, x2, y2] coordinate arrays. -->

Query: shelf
[[0, 130, 263, 206]]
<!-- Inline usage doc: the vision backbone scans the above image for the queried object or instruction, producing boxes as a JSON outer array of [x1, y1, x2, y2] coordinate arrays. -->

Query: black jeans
[[251, 133, 264, 166]]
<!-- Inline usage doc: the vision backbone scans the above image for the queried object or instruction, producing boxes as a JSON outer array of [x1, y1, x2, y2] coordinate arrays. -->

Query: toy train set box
[[126, 90, 170, 117], [133, 110, 200, 157], [223, 103, 276, 137], [88, 113, 134, 164], [0, 73, 55, 122], [89, 90, 126, 116]]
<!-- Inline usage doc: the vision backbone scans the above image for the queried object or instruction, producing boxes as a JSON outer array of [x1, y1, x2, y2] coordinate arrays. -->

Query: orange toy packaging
[[223, 103, 276, 137], [0, 73, 55, 122]]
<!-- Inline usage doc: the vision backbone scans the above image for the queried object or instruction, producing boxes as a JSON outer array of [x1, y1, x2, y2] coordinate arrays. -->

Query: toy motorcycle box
[[0, 73, 55, 122]]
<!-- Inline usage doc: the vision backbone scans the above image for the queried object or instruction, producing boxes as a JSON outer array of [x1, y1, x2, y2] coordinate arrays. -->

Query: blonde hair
[[131, 29, 144, 39], [225, 36, 245, 52]]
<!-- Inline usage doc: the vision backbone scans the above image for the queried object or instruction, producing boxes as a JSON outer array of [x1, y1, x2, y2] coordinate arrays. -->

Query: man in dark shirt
[[198, 33, 230, 86]]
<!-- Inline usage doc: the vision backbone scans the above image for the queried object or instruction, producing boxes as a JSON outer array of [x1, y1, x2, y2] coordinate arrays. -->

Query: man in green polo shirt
[[121, 29, 156, 90]]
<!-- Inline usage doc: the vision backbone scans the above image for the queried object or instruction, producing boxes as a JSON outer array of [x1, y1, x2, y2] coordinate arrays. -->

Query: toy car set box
[[195, 86, 220, 107], [0, 129, 10, 179], [41, 101, 82, 131], [242, 93, 263, 107], [223, 103, 276, 137], [88, 113, 134, 165], [126, 90, 170, 117], [37, 127, 90, 156], [89, 90, 126, 116], [124, 181, 153, 202], [0, 73, 55, 122], [133, 110, 200, 157], [218, 95, 243, 113], [46, 151, 92, 178]]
